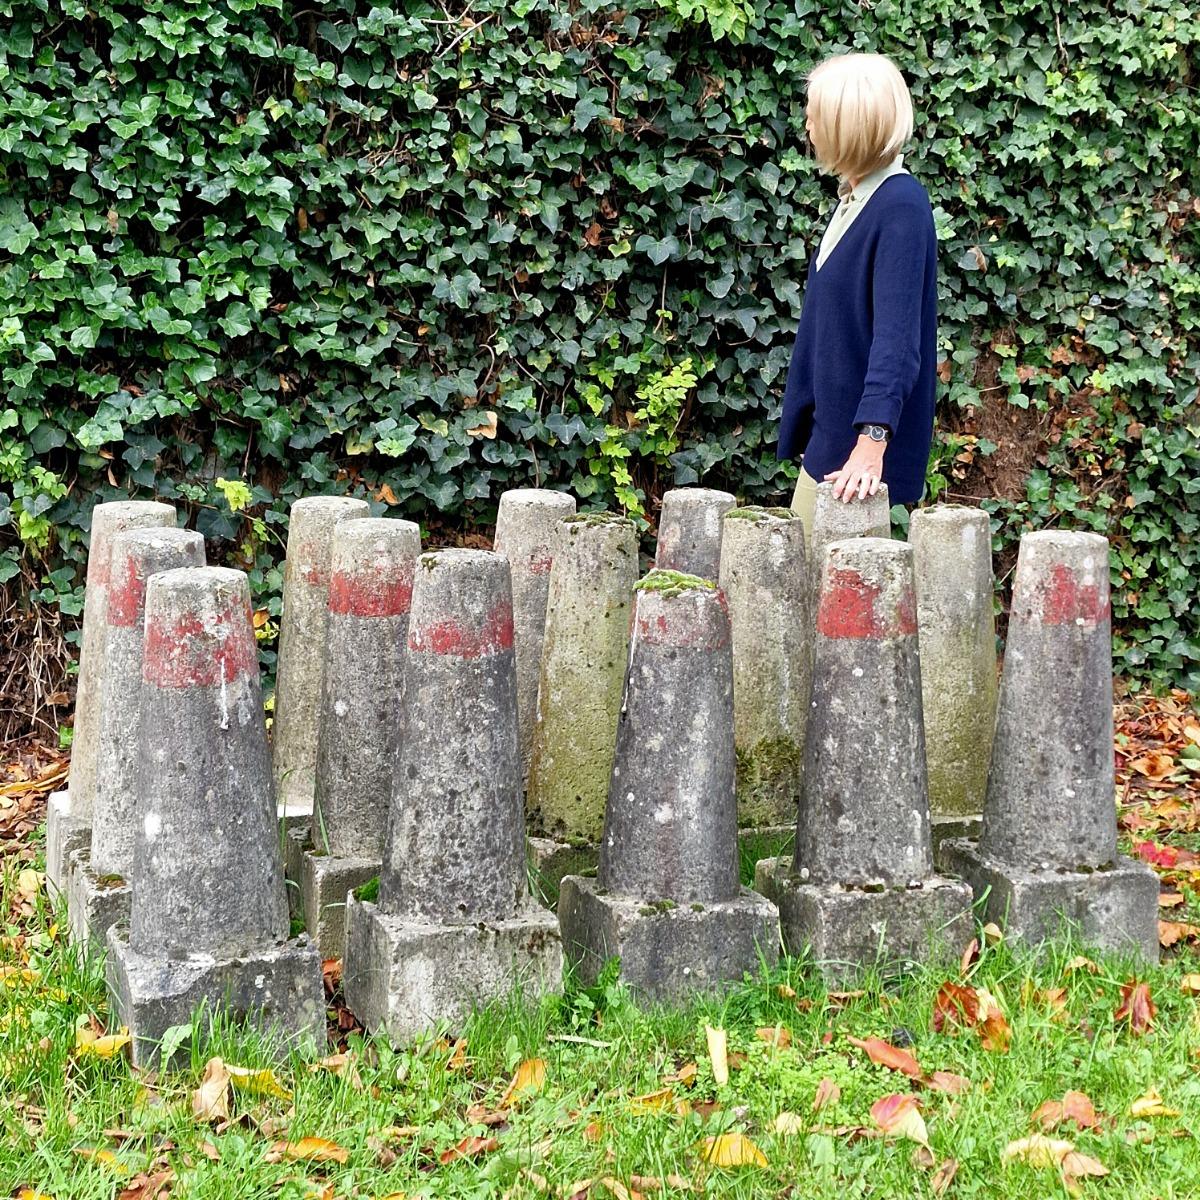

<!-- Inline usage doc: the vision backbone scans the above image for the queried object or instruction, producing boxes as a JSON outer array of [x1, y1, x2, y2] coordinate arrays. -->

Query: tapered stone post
[[272, 496, 369, 820], [106, 568, 324, 1066], [298, 519, 420, 955], [654, 487, 736, 581], [719, 507, 810, 828], [941, 531, 1158, 959], [525, 514, 638, 889], [47, 500, 176, 896], [493, 488, 577, 779], [559, 571, 778, 999], [343, 550, 561, 1041], [909, 505, 998, 847], [67, 528, 206, 946], [808, 482, 890, 570], [756, 539, 971, 984]]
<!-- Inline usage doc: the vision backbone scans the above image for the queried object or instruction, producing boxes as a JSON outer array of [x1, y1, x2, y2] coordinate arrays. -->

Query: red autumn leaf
[[439, 1135, 499, 1165], [847, 1036, 922, 1079], [932, 981, 981, 1034], [1031, 1090, 1099, 1131], [869, 1093, 927, 1143], [1114, 981, 1156, 1034], [959, 937, 980, 977], [1132, 841, 1178, 869], [812, 1078, 840, 1111]]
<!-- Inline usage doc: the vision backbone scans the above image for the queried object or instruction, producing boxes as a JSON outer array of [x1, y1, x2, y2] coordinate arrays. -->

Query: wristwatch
[[857, 423, 891, 443]]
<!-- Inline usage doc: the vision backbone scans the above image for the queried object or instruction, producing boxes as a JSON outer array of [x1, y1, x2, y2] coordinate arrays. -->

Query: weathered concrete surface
[[66, 848, 131, 951], [808, 482, 890, 573], [312, 518, 419, 860], [980, 531, 1118, 870], [91, 528, 207, 880], [493, 489, 577, 779], [654, 488, 736, 581], [940, 838, 1159, 962], [599, 573, 739, 905], [380, 549, 526, 922], [767, 537, 971, 981], [272, 496, 370, 818], [51, 501, 176, 893], [128, 568, 290, 958], [719, 507, 809, 828], [909, 504, 997, 822], [526, 514, 637, 844], [557, 876, 778, 1000], [299, 851, 378, 959], [343, 894, 561, 1044], [931, 813, 983, 859], [794, 539, 932, 887], [755, 858, 973, 987], [527, 837, 599, 908], [106, 925, 325, 1067]]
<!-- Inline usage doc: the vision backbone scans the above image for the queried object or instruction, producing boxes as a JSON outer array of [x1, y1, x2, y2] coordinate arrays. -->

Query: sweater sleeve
[[852, 203, 931, 432]]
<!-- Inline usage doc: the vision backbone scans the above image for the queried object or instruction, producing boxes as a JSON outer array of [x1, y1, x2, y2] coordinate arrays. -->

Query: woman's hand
[[825, 434, 886, 502]]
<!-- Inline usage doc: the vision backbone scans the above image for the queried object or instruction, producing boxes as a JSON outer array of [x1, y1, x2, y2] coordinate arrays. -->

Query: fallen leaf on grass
[[663, 1062, 696, 1085], [933, 981, 980, 1033], [755, 1025, 791, 1051], [192, 1058, 231, 1123], [925, 1071, 971, 1095], [696, 1132, 767, 1167], [705, 1025, 728, 1086], [629, 1087, 675, 1114], [583, 1121, 606, 1142], [439, 1135, 499, 1165], [1002, 1135, 1108, 1192], [1180, 974, 1200, 995], [269, 1137, 349, 1165], [869, 1094, 928, 1145], [1064, 956, 1099, 975], [465, 1103, 510, 1127], [116, 1169, 174, 1200], [15, 1190, 56, 1200], [847, 1035, 922, 1078], [1031, 1091, 1099, 1131], [628, 1174, 693, 1191], [981, 922, 1003, 945], [226, 1063, 292, 1101], [772, 1112, 805, 1135], [911, 1144, 936, 1169], [1159, 920, 1200, 948], [17, 868, 41, 898], [931, 1158, 958, 1194], [1115, 980, 1156, 1033], [813, 1077, 840, 1111], [1158, 892, 1185, 907], [73, 1148, 130, 1175], [499, 1057, 546, 1107], [74, 1027, 132, 1060], [1130, 1089, 1179, 1118]]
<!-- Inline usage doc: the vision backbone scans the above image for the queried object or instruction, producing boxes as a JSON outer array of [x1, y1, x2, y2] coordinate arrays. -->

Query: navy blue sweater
[[776, 174, 938, 505]]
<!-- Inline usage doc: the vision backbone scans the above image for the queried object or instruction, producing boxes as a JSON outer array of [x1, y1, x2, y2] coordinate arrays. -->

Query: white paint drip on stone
[[144, 812, 162, 842]]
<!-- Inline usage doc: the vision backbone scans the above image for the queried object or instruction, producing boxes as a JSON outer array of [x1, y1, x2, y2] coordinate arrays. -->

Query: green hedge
[[1, 0, 1198, 691]]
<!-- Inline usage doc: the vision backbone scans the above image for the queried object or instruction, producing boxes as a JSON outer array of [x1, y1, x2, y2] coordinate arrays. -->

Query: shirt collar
[[837, 154, 906, 203]]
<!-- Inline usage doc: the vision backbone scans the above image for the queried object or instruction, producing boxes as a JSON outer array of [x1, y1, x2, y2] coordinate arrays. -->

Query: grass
[[1, 853, 1199, 1200]]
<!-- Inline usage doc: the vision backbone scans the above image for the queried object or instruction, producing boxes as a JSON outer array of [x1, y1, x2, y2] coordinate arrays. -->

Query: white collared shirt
[[815, 155, 908, 271]]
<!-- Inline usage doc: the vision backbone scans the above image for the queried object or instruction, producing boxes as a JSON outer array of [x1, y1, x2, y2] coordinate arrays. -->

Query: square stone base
[[526, 837, 598, 906], [343, 895, 562, 1044], [940, 838, 1159, 961], [46, 791, 90, 900], [105, 926, 325, 1068], [300, 850, 379, 959], [283, 824, 312, 919], [557, 876, 779, 1002], [755, 858, 973, 987], [66, 848, 131, 950], [931, 813, 982, 862]]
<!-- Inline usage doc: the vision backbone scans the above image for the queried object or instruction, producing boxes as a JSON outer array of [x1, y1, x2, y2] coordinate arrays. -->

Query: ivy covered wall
[[1, 0, 1197, 712]]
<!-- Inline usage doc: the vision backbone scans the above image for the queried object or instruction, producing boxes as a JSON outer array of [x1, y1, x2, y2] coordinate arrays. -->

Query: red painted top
[[143, 597, 259, 688], [528, 550, 555, 576], [328, 562, 414, 618], [634, 591, 730, 651], [1029, 562, 1110, 627], [106, 555, 148, 627], [408, 599, 515, 658], [816, 567, 918, 640]]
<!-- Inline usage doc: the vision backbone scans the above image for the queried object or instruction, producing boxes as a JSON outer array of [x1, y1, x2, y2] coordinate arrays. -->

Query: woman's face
[[805, 105, 824, 163]]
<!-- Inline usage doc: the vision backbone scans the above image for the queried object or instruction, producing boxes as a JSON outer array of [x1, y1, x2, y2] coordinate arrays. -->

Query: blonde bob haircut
[[806, 53, 914, 181]]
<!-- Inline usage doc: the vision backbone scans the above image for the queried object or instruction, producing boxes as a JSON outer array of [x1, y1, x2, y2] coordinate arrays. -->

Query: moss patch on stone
[[562, 511, 630, 528], [634, 569, 716, 596], [353, 875, 381, 902], [735, 737, 802, 828], [725, 505, 797, 523]]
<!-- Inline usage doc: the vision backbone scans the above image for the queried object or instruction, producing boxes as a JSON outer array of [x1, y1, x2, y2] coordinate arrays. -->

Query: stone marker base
[[343, 895, 562, 1044], [755, 858, 973, 987], [931, 814, 982, 863], [46, 791, 90, 900], [300, 850, 379, 959], [283, 824, 313, 919], [557, 876, 779, 1001], [105, 927, 325, 1068], [527, 837, 598, 904], [939, 838, 1159, 962], [66, 849, 131, 949]]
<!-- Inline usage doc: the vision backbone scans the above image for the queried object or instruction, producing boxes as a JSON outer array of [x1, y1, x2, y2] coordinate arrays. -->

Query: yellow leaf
[[227, 1063, 292, 1101], [16, 1190, 56, 1200], [981, 922, 1003, 945], [74, 1028, 131, 1059], [0, 966, 40, 987], [1129, 1089, 1180, 1118], [772, 1111, 805, 1135], [498, 1057, 546, 1107], [1001, 1134, 1075, 1169], [696, 1132, 768, 1168], [629, 1087, 675, 1114], [192, 1057, 231, 1123], [1064, 956, 1099, 975], [281, 1136, 350, 1164], [466, 411, 499, 439], [17, 869, 42, 898], [1180, 974, 1200, 995], [705, 1025, 728, 1087], [73, 1148, 129, 1175]]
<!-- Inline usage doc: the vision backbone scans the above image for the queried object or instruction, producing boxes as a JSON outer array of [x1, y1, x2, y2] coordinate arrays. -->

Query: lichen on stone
[[634, 568, 716, 597], [725, 505, 796, 523], [562, 511, 630, 528]]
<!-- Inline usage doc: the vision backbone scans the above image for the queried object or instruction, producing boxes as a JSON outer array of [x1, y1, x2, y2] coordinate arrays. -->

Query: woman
[[778, 53, 938, 535]]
